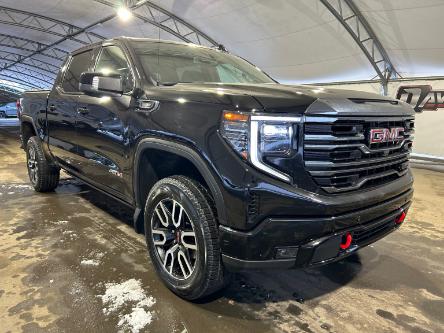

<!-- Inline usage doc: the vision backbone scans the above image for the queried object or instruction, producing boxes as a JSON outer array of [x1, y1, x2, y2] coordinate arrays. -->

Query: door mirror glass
[[79, 72, 123, 97]]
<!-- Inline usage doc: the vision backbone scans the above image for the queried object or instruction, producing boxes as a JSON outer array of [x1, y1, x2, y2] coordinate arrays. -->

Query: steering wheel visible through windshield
[[131, 41, 276, 85]]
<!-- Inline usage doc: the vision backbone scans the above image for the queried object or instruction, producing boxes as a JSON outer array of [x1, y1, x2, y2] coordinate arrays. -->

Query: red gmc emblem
[[369, 127, 404, 144]]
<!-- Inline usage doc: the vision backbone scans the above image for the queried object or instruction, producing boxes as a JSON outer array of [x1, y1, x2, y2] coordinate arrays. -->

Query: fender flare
[[20, 115, 40, 149], [20, 115, 56, 164], [20, 115, 39, 138], [133, 137, 227, 225]]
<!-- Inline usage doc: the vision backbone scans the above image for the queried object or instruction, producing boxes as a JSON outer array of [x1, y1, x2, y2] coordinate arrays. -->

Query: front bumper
[[220, 188, 412, 271]]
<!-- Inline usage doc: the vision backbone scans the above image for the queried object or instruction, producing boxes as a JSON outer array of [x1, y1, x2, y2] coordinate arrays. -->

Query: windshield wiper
[[158, 81, 196, 86]]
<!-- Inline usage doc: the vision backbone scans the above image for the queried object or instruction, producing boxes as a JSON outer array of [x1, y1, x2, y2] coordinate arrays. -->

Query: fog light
[[339, 232, 353, 250], [275, 246, 299, 259], [395, 211, 407, 224]]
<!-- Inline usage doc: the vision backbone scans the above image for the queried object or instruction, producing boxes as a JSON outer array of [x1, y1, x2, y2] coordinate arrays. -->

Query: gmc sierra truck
[[20, 37, 414, 300]]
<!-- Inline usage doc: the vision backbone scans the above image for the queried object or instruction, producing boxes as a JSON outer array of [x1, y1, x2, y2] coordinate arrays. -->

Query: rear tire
[[26, 136, 60, 192], [0, 111, 5, 118], [144, 176, 229, 300]]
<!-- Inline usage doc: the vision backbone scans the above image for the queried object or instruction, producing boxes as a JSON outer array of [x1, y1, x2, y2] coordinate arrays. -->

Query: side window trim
[[54, 55, 71, 90], [59, 55, 73, 93], [94, 44, 135, 94]]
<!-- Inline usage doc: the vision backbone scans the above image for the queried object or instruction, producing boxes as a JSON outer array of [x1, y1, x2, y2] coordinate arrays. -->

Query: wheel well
[[136, 148, 212, 232], [21, 121, 36, 147]]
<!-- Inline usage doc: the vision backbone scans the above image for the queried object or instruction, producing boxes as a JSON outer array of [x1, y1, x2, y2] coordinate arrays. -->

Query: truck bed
[[21, 90, 50, 118]]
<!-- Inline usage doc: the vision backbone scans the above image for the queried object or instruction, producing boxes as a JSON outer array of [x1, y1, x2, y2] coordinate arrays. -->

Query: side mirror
[[79, 72, 123, 97]]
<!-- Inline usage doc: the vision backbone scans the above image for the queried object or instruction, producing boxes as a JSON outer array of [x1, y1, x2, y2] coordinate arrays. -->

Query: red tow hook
[[395, 210, 407, 224], [339, 232, 353, 250]]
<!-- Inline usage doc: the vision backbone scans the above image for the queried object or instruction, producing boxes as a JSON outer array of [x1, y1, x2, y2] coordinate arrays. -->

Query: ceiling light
[[101, 68, 112, 75], [117, 6, 132, 21]]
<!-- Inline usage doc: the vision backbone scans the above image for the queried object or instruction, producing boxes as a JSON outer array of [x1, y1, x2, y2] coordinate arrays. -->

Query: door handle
[[77, 107, 89, 115]]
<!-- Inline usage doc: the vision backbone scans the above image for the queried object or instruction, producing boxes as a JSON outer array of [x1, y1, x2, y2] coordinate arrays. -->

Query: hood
[[146, 83, 415, 117]]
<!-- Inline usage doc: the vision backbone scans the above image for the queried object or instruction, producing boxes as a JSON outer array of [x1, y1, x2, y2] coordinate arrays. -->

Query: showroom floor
[[0, 121, 443, 333]]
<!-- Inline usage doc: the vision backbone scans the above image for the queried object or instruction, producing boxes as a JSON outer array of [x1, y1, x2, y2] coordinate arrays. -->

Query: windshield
[[131, 41, 275, 85]]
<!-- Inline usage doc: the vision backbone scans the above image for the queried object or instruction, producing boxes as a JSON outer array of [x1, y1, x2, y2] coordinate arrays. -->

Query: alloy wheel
[[151, 199, 198, 280], [27, 145, 38, 185]]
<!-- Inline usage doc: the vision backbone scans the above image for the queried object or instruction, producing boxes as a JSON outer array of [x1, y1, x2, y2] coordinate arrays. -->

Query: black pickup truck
[[20, 37, 414, 300]]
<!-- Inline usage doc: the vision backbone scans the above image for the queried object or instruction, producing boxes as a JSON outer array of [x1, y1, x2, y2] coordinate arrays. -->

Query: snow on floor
[[80, 259, 100, 266], [61, 230, 78, 240], [0, 184, 33, 190], [54, 220, 69, 225], [117, 308, 153, 333], [99, 279, 156, 333], [80, 251, 104, 266], [0, 184, 33, 195]]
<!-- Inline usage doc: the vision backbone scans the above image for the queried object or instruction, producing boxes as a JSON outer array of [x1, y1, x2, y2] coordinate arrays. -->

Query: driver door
[[75, 44, 134, 200]]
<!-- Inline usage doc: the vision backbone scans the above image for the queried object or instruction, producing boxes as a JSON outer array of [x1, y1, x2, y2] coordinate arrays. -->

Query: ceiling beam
[[0, 82, 21, 103], [0, 88, 20, 103], [94, 0, 219, 46], [1, 67, 54, 87], [320, 0, 400, 94], [0, 89, 19, 96], [0, 14, 114, 73], [0, 74, 41, 90], [0, 50, 59, 76], [0, 33, 68, 62], [0, 82, 22, 94], [0, 0, 219, 86], [0, 6, 105, 45]]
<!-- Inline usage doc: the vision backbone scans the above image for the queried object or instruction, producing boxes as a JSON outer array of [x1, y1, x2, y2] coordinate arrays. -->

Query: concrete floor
[[0, 120, 443, 333]]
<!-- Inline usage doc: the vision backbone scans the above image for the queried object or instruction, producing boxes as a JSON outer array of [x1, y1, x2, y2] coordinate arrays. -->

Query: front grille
[[303, 116, 414, 193]]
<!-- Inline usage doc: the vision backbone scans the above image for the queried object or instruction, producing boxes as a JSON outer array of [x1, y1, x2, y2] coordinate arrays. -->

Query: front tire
[[26, 136, 60, 192], [144, 176, 228, 300]]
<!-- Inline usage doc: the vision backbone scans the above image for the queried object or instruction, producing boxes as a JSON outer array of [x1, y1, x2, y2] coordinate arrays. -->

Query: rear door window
[[61, 50, 93, 93]]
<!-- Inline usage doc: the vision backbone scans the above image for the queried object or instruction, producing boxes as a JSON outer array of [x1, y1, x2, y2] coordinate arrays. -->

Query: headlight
[[260, 123, 293, 155], [220, 111, 300, 182]]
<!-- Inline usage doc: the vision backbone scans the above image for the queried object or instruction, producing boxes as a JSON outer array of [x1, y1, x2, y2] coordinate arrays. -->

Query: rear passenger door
[[47, 49, 94, 169], [75, 44, 134, 199]]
